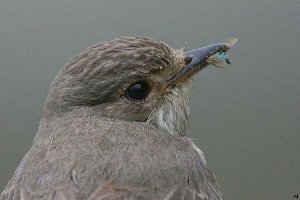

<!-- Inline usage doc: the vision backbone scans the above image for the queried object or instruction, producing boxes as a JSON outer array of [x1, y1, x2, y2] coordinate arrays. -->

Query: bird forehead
[[65, 37, 185, 81], [96, 37, 178, 71]]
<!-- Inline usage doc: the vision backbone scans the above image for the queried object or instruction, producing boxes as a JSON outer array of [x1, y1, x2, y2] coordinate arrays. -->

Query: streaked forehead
[[91, 36, 174, 71], [64, 36, 183, 78], [90, 36, 172, 54]]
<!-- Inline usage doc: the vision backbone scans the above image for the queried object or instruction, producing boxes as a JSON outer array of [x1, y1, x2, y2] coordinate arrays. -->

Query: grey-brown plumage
[[1, 36, 236, 200]]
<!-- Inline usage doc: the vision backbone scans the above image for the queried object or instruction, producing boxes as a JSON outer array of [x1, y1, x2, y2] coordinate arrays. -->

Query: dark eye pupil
[[126, 81, 150, 101]]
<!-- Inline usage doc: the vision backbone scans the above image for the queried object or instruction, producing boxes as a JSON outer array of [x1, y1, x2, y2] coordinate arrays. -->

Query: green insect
[[206, 38, 237, 67]]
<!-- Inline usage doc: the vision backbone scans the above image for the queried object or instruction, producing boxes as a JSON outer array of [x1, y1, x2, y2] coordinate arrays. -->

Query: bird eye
[[125, 81, 150, 101]]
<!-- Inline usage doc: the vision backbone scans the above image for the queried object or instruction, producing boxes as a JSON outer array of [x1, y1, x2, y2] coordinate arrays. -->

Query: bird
[[0, 36, 237, 200]]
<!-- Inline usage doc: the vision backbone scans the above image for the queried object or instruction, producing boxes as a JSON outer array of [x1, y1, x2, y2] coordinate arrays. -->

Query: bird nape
[[1, 36, 237, 200]]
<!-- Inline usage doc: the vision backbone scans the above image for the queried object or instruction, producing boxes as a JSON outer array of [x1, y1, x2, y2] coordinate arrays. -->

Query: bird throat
[[147, 85, 190, 136]]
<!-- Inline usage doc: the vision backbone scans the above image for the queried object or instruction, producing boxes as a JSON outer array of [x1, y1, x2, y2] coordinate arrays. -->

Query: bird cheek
[[102, 102, 151, 122], [103, 105, 115, 111], [102, 105, 117, 116]]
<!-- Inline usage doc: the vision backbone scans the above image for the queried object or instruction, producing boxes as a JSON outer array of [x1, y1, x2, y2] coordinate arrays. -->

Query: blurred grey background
[[0, 0, 299, 199]]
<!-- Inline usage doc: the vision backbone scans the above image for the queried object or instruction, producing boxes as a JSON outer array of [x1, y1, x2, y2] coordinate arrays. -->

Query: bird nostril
[[184, 56, 192, 65]]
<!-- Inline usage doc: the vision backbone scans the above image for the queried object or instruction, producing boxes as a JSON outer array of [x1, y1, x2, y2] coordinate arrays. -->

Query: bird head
[[43, 36, 236, 136]]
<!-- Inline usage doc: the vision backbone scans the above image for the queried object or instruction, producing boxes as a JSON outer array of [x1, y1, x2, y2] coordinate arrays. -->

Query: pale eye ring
[[125, 81, 150, 101]]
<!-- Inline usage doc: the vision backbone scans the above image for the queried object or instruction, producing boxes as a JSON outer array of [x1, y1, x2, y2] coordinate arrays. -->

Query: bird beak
[[167, 38, 237, 84]]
